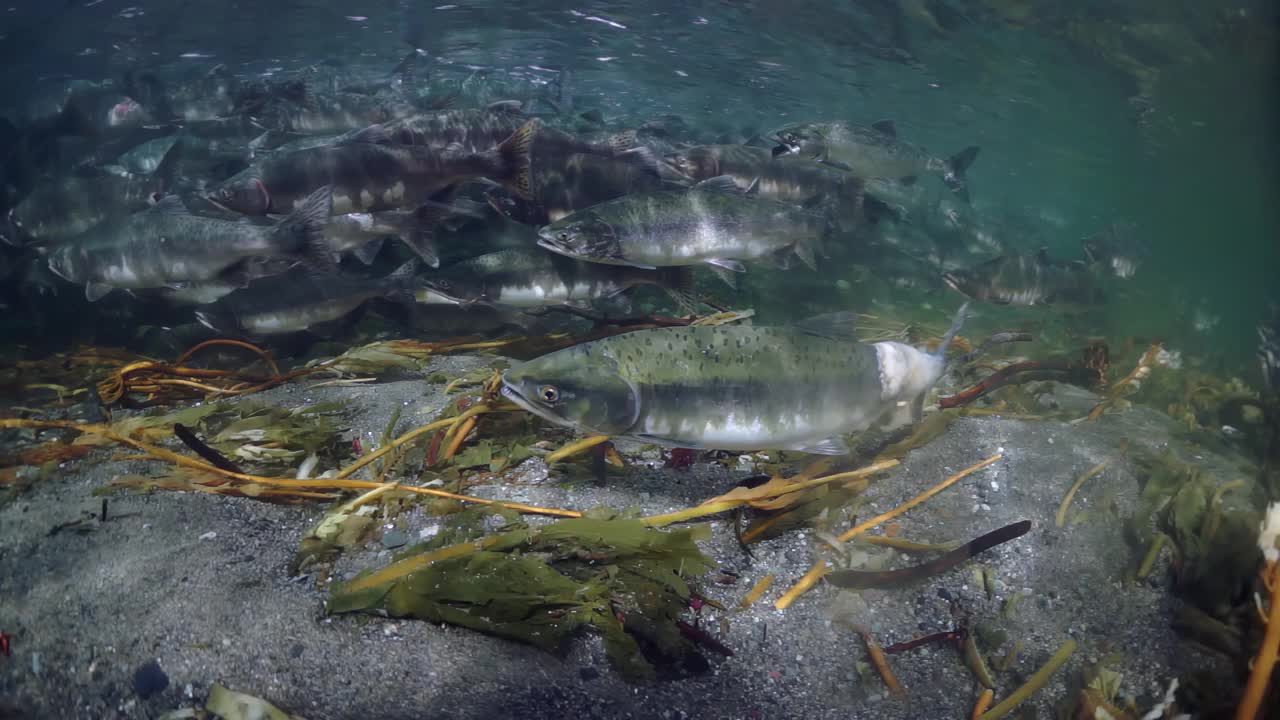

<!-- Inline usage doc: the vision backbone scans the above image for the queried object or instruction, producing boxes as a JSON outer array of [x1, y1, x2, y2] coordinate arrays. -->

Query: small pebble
[[198, 531, 216, 541], [990, 481, 1000, 491], [30, 652, 41, 675]]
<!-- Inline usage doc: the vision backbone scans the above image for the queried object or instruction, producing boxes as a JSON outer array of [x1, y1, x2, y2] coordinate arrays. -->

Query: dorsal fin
[[151, 195, 188, 215], [871, 120, 897, 138], [794, 312, 859, 342], [340, 124, 392, 145]]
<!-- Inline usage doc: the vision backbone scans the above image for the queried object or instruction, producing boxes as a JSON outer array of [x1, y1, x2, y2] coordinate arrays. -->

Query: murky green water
[[1, 1, 1276, 374], [2, 3, 1280, 717]]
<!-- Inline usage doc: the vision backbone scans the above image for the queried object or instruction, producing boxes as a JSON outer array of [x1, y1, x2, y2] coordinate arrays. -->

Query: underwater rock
[[131, 659, 168, 699]]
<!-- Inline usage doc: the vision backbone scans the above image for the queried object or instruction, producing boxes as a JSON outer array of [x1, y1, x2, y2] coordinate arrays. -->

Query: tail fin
[[152, 135, 185, 193], [390, 48, 428, 83], [936, 301, 970, 360], [655, 267, 699, 315], [943, 146, 980, 202], [273, 185, 335, 274], [491, 119, 539, 200], [425, 91, 459, 111], [397, 189, 454, 268]]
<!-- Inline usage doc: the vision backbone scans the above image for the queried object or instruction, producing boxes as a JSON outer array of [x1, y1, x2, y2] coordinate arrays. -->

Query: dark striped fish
[[206, 120, 537, 216], [418, 247, 694, 310]]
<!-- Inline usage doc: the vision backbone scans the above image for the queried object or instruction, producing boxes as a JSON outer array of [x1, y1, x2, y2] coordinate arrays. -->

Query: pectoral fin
[[85, 282, 114, 302]]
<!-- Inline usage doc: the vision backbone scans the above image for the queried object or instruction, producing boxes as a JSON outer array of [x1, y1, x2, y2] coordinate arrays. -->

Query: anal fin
[[785, 436, 851, 456]]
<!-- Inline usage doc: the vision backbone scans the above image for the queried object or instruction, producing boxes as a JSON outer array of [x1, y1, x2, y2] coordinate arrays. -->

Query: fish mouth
[[499, 382, 572, 427], [419, 281, 471, 305], [204, 195, 233, 212], [535, 235, 575, 258]]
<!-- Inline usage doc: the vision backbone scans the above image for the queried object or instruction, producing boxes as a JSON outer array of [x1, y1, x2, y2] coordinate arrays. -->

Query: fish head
[[420, 276, 482, 305], [537, 214, 622, 263], [207, 171, 271, 215], [501, 347, 640, 435]]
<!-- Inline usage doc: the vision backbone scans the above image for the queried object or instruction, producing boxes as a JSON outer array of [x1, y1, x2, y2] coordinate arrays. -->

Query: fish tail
[[152, 136, 185, 193], [390, 47, 428, 83], [54, 98, 96, 140], [490, 119, 539, 200], [656, 266, 699, 314], [936, 302, 970, 360], [943, 146, 980, 202], [396, 186, 454, 269], [273, 185, 335, 274]]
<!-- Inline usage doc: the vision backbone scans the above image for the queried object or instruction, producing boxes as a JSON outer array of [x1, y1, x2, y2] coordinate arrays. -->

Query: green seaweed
[[1124, 450, 1262, 611], [327, 511, 716, 680], [205, 402, 348, 469]]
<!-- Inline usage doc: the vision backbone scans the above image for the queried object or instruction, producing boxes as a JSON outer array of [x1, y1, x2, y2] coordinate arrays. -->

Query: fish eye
[[556, 231, 569, 242], [539, 385, 559, 404]]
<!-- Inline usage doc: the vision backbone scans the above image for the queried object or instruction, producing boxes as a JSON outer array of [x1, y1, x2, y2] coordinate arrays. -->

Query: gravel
[[0, 362, 1237, 719]]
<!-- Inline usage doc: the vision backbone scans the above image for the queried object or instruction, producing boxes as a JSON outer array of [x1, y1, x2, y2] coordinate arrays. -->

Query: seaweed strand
[[977, 639, 1077, 720], [173, 422, 245, 474], [826, 521, 1031, 590], [1237, 563, 1280, 719], [837, 454, 1002, 542], [1055, 459, 1111, 527], [851, 625, 906, 697], [0, 419, 581, 517]]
